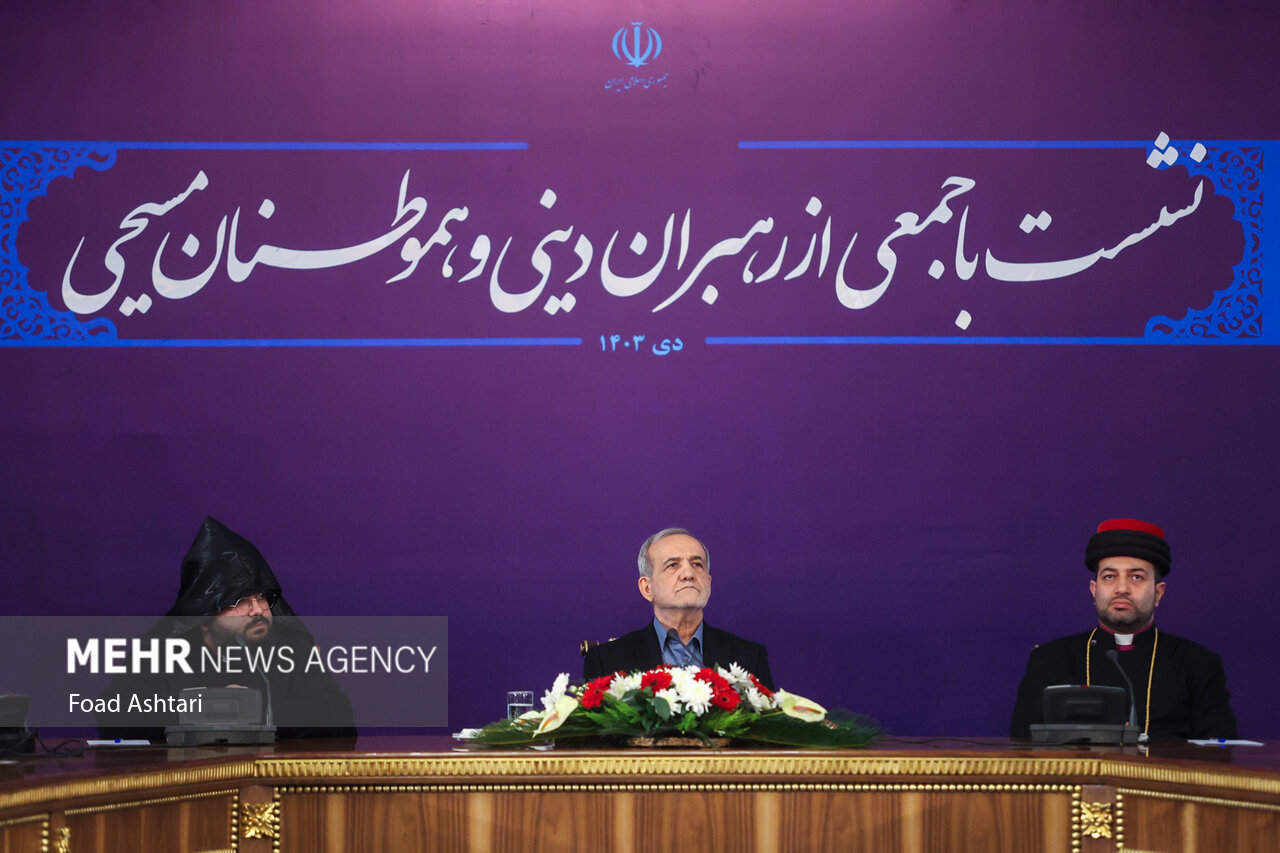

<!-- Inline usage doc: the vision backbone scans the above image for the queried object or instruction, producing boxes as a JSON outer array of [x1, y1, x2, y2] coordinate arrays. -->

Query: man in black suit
[[583, 527, 775, 689]]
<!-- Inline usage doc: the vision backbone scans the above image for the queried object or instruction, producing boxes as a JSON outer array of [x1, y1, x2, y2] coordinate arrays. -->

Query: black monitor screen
[[1042, 684, 1128, 725]]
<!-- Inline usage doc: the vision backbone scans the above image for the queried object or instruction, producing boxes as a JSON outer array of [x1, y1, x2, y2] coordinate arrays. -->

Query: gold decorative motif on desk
[[1080, 801, 1114, 838], [241, 802, 280, 840]]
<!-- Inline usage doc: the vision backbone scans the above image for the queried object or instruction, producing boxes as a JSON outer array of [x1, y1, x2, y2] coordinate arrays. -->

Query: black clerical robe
[[96, 623, 357, 741], [95, 516, 356, 740], [1010, 625, 1237, 739]]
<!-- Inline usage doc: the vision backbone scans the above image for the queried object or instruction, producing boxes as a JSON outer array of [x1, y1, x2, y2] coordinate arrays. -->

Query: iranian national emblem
[[612, 22, 662, 67]]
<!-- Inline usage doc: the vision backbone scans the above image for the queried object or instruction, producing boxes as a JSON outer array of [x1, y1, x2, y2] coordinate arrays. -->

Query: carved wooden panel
[[0, 813, 46, 853], [62, 790, 234, 853], [1120, 788, 1280, 853], [276, 785, 1080, 852]]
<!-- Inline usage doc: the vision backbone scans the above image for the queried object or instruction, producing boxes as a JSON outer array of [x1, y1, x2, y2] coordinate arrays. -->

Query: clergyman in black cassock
[[1010, 518, 1237, 739], [97, 516, 357, 741]]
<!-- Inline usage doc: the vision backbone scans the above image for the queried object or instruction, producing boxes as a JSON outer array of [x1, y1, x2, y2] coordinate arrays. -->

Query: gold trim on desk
[[254, 752, 1280, 798], [1117, 785, 1280, 813], [262, 753, 1096, 781], [277, 781, 1082, 794], [3, 751, 1279, 814], [63, 787, 238, 816], [0, 760, 255, 813], [0, 812, 48, 829]]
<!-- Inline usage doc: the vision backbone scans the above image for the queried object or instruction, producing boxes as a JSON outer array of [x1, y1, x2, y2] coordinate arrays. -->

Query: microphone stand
[[236, 635, 274, 728], [1105, 649, 1144, 745]]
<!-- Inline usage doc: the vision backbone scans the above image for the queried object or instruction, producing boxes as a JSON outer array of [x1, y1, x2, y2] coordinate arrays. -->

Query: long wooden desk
[[2, 736, 1277, 852]]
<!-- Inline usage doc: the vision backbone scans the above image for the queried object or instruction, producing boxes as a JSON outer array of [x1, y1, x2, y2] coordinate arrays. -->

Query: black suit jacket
[[582, 621, 775, 690]]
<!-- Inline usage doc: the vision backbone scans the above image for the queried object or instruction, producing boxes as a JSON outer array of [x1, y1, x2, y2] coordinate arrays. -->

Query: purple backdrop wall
[[4, 0, 1278, 736]]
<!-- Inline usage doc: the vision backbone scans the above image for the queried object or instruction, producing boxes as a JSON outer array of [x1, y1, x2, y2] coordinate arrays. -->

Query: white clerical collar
[[1098, 620, 1153, 650]]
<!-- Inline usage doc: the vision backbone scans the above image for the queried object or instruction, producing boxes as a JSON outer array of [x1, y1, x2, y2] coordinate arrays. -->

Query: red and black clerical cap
[[1085, 518, 1171, 578]]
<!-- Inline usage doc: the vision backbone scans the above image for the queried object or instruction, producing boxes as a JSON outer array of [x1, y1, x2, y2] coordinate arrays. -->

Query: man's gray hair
[[638, 528, 709, 577]]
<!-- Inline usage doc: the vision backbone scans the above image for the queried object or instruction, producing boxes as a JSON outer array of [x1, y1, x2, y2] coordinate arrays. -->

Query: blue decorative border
[[1145, 144, 1263, 339], [1, 145, 118, 341], [1, 140, 1267, 346]]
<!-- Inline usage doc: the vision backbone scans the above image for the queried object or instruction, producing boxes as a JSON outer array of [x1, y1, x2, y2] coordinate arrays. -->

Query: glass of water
[[506, 690, 534, 720]]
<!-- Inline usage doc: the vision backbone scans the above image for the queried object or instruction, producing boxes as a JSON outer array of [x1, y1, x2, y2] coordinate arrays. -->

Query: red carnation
[[580, 675, 613, 709], [641, 670, 673, 692], [749, 674, 774, 698], [695, 668, 731, 692], [711, 687, 741, 711]]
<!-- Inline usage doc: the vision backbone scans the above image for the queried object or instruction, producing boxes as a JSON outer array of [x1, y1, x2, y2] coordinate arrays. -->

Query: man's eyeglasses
[[230, 591, 279, 616]]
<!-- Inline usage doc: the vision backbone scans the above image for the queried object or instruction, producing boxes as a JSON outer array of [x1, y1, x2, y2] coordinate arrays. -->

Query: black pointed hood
[[155, 516, 303, 636]]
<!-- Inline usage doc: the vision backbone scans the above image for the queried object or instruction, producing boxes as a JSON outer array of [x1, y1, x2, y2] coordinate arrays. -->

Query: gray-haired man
[[583, 528, 774, 688]]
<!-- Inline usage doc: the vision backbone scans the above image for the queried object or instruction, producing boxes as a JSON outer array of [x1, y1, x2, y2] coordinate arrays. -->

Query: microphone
[[1105, 650, 1142, 743], [236, 635, 274, 727]]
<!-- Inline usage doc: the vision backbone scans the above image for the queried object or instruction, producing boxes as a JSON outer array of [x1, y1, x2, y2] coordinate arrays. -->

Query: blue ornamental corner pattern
[[1, 145, 119, 342], [1145, 144, 1262, 339]]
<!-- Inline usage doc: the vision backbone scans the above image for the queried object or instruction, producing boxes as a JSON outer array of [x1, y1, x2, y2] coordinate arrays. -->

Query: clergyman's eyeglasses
[[231, 591, 279, 616]]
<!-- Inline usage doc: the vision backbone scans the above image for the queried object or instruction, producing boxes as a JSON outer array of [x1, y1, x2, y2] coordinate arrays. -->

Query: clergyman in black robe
[[97, 516, 357, 741], [1010, 518, 1237, 740]]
